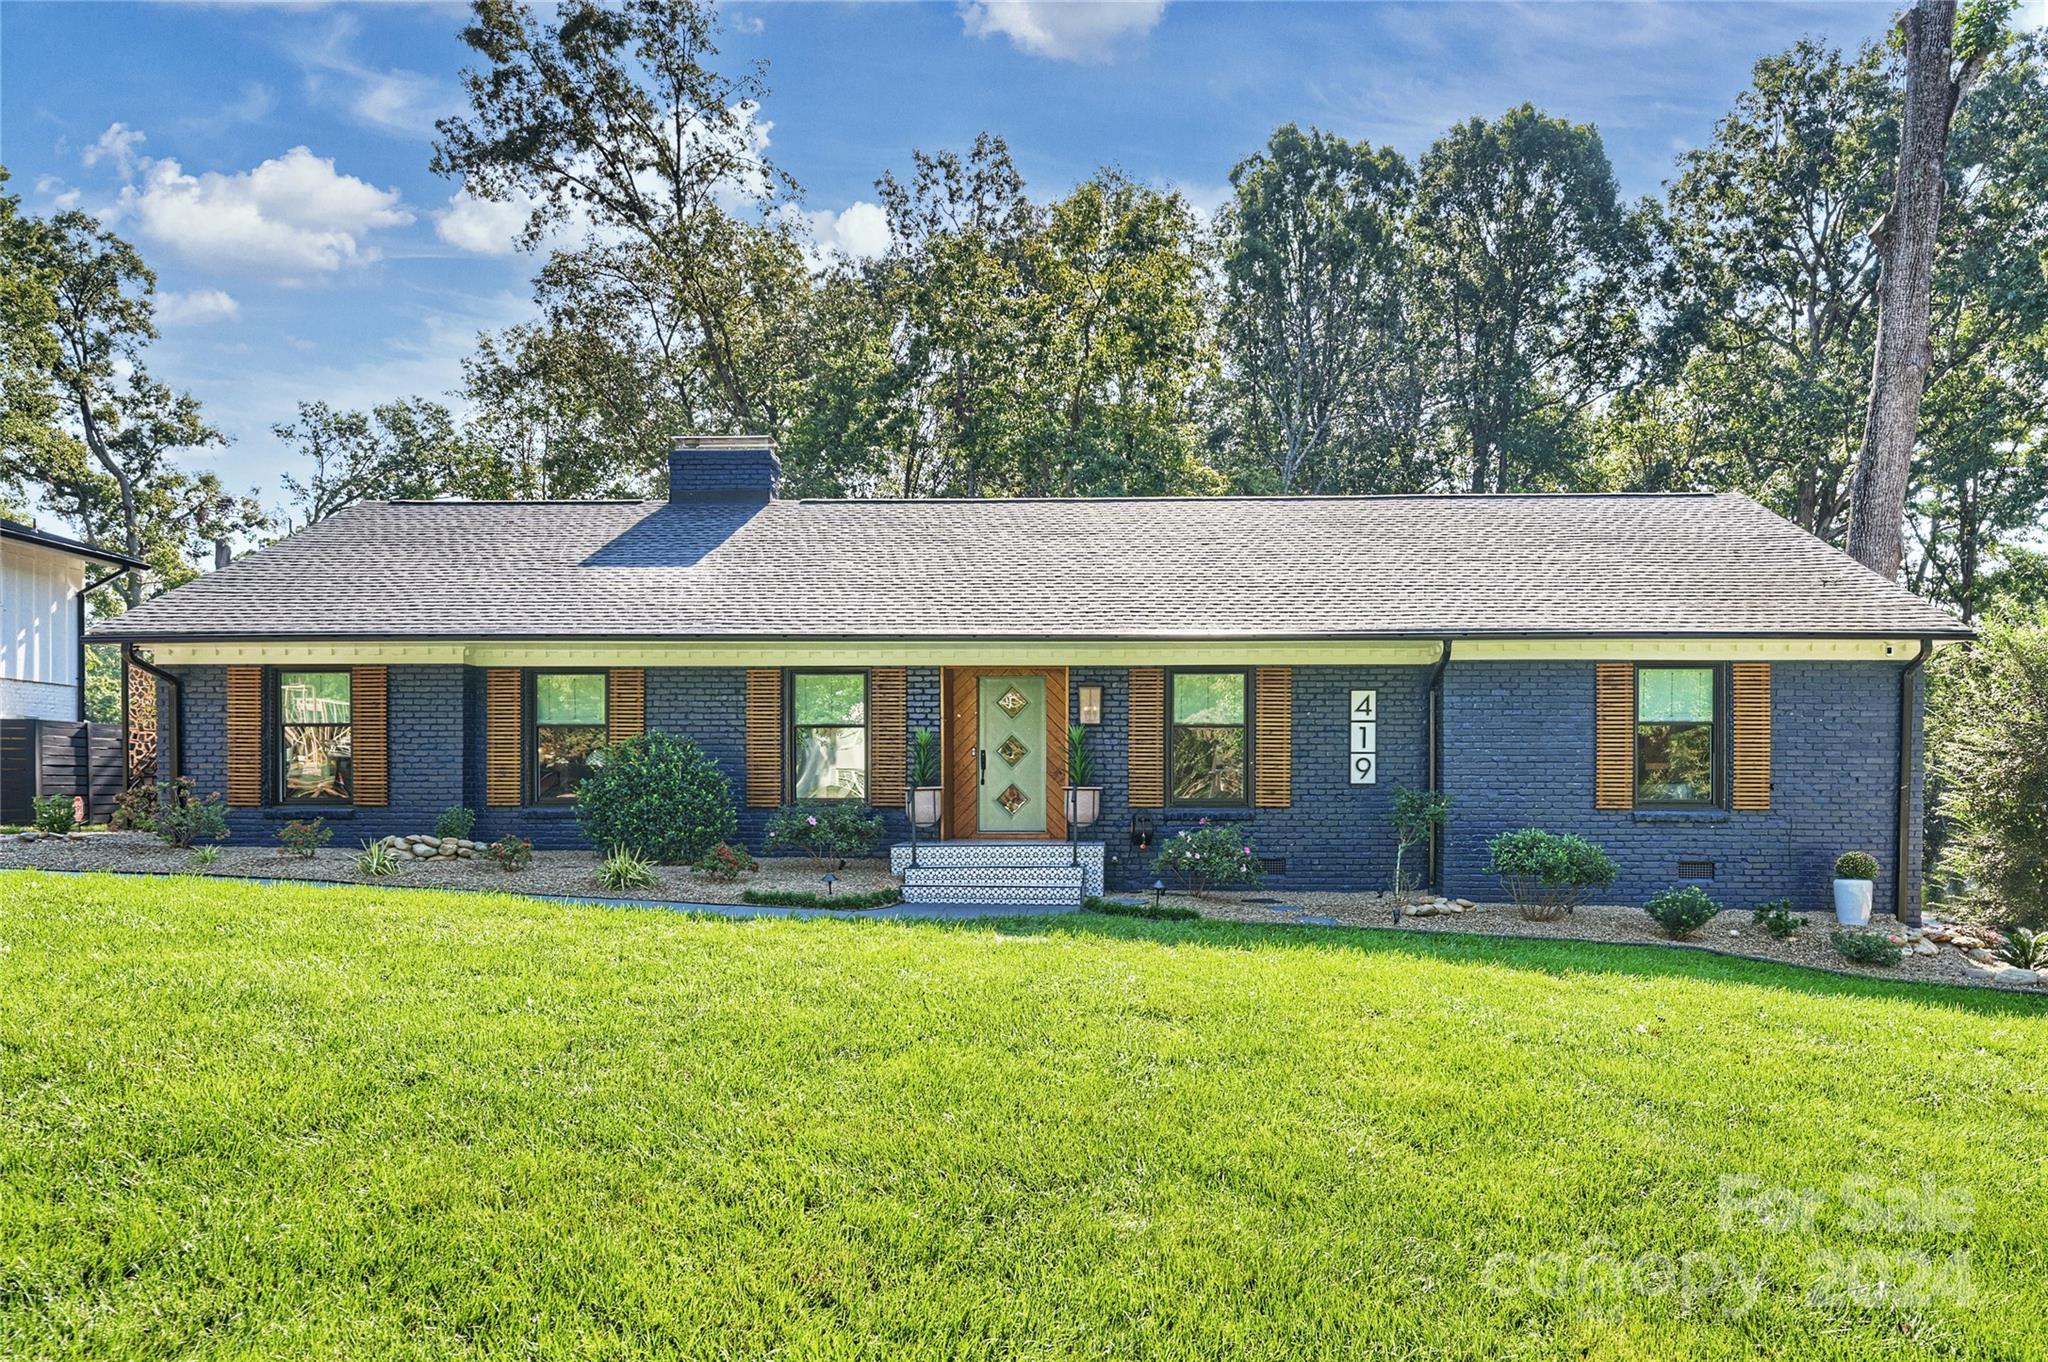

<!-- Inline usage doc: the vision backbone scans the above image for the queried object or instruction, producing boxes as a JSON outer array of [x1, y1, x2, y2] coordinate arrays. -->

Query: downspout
[[77, 566, 126, 722], [1895, 637, 1933, 926], [123, 645, 185, 783], [1425, 639, 1453, 891]]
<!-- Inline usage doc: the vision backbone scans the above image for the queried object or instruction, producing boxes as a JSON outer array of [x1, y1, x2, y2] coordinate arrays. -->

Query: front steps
[[891, 841, 1105, 906]]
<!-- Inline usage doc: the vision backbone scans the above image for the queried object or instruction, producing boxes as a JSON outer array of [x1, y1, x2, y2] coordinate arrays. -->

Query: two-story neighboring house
[[2, 518, 147, 823]]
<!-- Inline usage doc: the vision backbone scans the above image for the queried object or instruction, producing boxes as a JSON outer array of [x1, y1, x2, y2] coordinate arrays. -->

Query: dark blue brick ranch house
[[95, 436, 1966, 918]]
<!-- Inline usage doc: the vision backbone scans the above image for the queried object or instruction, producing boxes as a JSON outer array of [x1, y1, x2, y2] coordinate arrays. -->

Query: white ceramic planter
[[1833, 878, 1874, 926], [908, 786, 943, 829], [1066, 786, 1102, 830]]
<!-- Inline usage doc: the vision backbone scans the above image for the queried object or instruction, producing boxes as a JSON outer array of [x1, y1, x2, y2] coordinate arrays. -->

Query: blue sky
[[8, 0, 2039, 511]]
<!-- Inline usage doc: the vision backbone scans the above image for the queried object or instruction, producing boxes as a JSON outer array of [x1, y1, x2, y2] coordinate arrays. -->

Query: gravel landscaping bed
[[1151, 887, 2048, 993], [0, 831, 898, 907], [10, 832, 2042, 993]]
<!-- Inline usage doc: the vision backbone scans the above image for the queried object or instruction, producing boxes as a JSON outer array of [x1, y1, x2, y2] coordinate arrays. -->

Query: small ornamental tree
[[574, 731, 737, 864], [1928, 610, 2048, 929], [1390, 788, 1451, 893]]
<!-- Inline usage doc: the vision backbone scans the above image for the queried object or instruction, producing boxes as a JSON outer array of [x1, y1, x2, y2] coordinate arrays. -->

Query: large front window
[[277, 670, 352, 804], [532, 672, 607, 803], [1636, 666, 1718, 806], [792, 672, 866, 800], [1170, 670, 1248, 804]]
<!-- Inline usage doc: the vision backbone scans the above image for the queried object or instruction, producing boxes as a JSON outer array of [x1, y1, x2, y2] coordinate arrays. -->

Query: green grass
[[2, 871, 2043, 1360]]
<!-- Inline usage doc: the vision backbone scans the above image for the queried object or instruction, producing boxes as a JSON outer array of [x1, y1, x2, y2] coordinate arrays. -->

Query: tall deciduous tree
[[1411, 105, 1649, 493], [0, 200, 239, 604], [1218, 125, 1422, 493], [1846, 0, 2010, 578], [1652, 41, 1895, 536], [434, 0, 807, 462]]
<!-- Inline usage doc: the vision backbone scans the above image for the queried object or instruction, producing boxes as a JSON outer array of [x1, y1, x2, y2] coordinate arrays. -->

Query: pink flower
[[806, 814, 818, 827], [1199, 816, 1210, 825], [1243, 846, 1252, 855]]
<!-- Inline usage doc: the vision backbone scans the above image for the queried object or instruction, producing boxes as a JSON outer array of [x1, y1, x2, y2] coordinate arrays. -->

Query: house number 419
[[1349, 689, 1377, 785]]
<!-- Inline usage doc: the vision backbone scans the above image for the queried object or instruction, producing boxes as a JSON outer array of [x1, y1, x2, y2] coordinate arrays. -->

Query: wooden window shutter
[[1253, 667, 1292, 808], [607, 668, 646, 744], [225, 665, 264, 808], [1128, 668, 1166, 809], [1594, 663, 1636, 811], [867, 668, 907, 808], [745, 669, 782, 807], [351, 666, 389, 807], [486, 669, 523, 807], [1731, 663, 1771, 811]]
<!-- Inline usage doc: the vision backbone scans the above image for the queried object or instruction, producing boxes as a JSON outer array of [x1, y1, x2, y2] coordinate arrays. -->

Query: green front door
[[978, 675, 1046, 834]]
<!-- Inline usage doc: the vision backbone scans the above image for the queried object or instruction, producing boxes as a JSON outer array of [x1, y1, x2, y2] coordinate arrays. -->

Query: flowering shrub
[[487, 835, 533, 871], [1153, 823, 1264, 895], [277, 818, 332, 858], [764, 802, 884, 871], [693, 841, 759, 881]]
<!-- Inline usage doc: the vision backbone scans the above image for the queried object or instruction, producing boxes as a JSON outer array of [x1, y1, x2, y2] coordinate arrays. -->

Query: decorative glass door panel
[[977, 675, 1046, 834]]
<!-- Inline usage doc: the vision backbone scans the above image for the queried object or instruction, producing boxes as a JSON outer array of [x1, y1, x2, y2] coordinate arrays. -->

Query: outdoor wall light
[[1077, 684, 1102, 726], [1130, 812, 1155, 851]]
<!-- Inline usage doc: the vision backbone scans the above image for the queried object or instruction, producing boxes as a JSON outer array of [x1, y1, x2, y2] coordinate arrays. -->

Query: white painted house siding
[[2, 536, 86, 720]]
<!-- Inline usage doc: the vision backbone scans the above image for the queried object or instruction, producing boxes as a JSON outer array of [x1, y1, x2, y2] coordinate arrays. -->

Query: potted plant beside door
[[1833, 850, 1878, 926], [906, 727, 943, 829], [1066, 726, 1102, 830]]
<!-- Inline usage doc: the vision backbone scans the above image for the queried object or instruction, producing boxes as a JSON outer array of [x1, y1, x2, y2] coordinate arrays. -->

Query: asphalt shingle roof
[[89, 491, 1966, 642]]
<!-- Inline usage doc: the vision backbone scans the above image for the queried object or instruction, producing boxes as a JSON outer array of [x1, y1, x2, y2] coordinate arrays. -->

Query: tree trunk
[[1846, 0, 1959, 580]]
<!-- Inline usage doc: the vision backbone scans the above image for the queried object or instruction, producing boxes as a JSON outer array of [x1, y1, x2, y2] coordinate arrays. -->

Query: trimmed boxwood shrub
[[1834, 851, 1880, 882], [1643, 885, 1720, 939], [1487, 828, 1617, 921], [574, 731, 737, 864]]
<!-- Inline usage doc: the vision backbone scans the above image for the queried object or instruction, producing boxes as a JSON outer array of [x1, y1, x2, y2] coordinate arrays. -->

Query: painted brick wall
[[1075, 665, 1429, 892], [1438, 661, 1921, 913], [173, 663, 468, 845], [162, 658, 1922, 914]]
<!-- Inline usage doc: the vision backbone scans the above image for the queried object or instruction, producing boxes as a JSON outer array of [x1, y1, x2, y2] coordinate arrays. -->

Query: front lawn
[[3, 871, 2042, 1359]]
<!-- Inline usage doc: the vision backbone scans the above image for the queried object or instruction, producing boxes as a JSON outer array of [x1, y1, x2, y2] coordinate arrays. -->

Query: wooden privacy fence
[[0, 719, 125, 825]]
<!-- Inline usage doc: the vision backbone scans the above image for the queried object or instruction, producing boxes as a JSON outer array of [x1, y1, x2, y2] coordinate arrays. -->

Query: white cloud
[[116, 146, 413, 279], [2022, 0, 2048, 32], [81, 123, 146, 176], [33, 175, 81, 211], [156, 288, 241, 326], [959, 0, 1167, 63], [184, 82, 277, 135], [293, 15, 458, 137], [781, 200, 892, 266], [435, 188, 538, 256]]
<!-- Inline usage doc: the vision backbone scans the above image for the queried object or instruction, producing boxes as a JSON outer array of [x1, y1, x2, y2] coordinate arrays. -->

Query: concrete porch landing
[[891, 841, 1106, 906]]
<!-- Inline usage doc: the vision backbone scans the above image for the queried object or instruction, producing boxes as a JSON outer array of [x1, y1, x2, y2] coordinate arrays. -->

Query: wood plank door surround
[[941, 666, 1067, 841]]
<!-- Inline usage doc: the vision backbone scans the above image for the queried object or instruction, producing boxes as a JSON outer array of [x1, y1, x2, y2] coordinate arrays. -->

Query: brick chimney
[[667, 435, 781, 503]]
